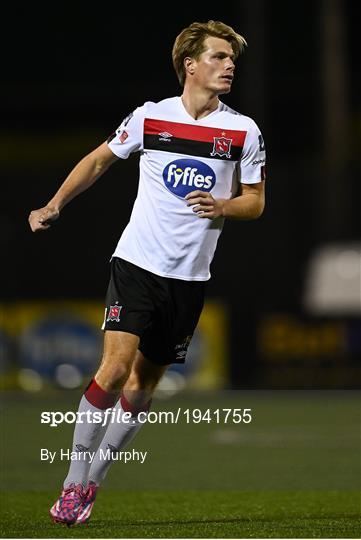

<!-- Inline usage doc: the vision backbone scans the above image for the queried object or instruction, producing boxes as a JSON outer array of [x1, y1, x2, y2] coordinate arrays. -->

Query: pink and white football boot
[[50, 483, 84, 526], [76, 481, 98, 524]]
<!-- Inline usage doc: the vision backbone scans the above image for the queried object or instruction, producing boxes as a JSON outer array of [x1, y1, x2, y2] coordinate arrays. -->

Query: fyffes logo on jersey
[[163, 159, 216, 198]]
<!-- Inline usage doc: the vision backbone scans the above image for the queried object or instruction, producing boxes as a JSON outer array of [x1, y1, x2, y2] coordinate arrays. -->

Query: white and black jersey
[[107, 96, 266, 281]]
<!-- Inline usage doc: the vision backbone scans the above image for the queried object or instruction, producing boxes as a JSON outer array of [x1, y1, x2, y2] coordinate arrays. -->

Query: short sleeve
[[240, 121, 266, 184], [107, 103, 150, 159]]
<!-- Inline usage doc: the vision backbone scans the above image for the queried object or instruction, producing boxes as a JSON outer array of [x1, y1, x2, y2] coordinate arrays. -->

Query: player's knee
[[95, 356, 131, 392], [124, 370, 157, 393]]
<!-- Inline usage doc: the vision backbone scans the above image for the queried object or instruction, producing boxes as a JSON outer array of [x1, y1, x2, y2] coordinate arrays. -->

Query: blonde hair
[[172, 20, 247, 86]]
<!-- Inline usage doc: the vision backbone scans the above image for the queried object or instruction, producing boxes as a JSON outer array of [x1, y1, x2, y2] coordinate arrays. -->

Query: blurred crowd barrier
[[252, 242, 361, 388], [1, 299, 359, 391], [256, 313, 360, 387], [0, 300, 228, 394]]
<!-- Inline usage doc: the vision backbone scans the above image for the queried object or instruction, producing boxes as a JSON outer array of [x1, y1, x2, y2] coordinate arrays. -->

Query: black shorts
[[102, 257, 206, 365]]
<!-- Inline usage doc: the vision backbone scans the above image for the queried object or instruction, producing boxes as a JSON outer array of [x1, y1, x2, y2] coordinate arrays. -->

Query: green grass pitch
[[1, 490, 360, 538], [1, 390, 360, 537]]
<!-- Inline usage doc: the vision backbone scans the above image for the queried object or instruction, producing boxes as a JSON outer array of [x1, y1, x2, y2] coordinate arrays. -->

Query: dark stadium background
[[1, 1, 360, 388]]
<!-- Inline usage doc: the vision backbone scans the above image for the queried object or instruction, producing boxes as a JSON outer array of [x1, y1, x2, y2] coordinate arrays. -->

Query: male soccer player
[[29, 20, 266, 525]]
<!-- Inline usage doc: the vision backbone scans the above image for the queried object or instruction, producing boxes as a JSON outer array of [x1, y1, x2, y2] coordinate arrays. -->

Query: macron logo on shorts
[[107, 304, 123, 322]]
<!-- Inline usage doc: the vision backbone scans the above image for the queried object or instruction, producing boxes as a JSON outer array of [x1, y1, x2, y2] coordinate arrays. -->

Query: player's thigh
[[141, 279, 205, 365], [102, 330, 140, 362]]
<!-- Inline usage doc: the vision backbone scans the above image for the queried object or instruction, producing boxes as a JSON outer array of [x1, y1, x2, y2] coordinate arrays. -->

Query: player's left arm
[[185, 181, 265, 220]]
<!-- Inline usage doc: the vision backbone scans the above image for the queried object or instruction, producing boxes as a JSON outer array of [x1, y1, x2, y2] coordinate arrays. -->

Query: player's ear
[[184, 57, 195, 76]]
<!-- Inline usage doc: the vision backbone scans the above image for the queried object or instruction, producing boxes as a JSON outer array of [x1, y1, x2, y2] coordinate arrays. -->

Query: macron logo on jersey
[[163, 158, 216, 198]]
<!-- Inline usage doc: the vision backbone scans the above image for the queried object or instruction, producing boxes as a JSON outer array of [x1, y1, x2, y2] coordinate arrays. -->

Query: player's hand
[[185, 190, 225, 220], [28, 206, 60, 232]]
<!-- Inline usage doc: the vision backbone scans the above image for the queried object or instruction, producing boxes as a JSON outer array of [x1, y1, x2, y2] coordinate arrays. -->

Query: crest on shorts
[[210, 136, 232, 158], [107, 304, 123, 322]]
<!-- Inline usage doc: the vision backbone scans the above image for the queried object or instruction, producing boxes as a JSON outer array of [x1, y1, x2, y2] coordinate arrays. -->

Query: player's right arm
[[28, 142, 118, 232]]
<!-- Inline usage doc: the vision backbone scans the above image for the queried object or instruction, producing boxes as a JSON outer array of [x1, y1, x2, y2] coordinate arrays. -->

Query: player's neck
[[181, 88, 219, 120]]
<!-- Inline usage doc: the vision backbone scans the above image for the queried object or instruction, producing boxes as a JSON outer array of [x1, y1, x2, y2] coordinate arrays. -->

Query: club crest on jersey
[[210, 136, 232, 158], [107, 304, 123, 322]]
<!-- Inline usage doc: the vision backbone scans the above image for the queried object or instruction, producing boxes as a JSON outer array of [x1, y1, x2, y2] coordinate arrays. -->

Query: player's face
[[191, 36, 235, 95]]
